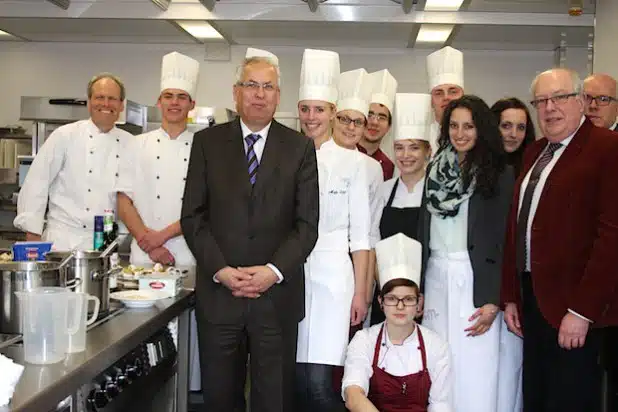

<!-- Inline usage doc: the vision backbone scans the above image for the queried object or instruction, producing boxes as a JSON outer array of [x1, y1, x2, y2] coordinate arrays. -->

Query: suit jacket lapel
[[226, 118, 253, 196], [253, 120, 283, 193]]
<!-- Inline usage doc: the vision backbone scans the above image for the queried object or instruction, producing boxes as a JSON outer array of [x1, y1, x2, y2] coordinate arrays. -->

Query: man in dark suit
[[180, 49, 319, 412], [502, 67, 618, 412], [583, 73, 618, 131]]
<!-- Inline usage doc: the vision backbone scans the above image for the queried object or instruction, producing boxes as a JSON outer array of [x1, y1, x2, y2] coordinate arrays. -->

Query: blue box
[[12, 241, 54, 261]]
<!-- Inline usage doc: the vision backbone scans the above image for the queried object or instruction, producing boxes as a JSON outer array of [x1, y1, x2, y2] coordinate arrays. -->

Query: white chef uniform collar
[[393, 93, 432, 142], [426, 46, 464, 91], [245, 47, 279, 67], [160, 51, 200, 99], [369, 69, 398, 114], [376, 233, 422, 288], [337, 68, 372, 118], [298, 49, 340, 105]]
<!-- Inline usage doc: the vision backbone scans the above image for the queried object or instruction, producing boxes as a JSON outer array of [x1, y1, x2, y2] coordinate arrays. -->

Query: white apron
[[296, 141, 370, 366], [422, 251, 500, 412], [497, 312, 523, 412], [297, 234, 354, 365], [44, 221, 94, 251]]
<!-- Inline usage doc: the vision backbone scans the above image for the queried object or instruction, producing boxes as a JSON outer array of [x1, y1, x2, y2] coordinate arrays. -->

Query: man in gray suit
[[180, 49, 319, 412]]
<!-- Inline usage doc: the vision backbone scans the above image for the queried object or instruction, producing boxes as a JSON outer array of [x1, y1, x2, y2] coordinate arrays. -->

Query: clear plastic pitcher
[[67, 292, 100, 353], [15, 287, 81, 364]]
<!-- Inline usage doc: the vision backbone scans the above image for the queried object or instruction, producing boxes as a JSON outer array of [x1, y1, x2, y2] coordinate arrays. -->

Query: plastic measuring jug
[[67, 292, 100, 353]]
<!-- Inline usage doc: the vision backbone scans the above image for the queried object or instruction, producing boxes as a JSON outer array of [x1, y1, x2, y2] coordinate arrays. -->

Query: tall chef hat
[[298, 49, 340, 105], [426, 46, 464, 91], [369, 69, 398, 114], [160, 52, 200, 99], [393, 93, 432, 142], [337, 68, 372, 118], [376, 233, 422, 289], [245, 47, 279, 67]]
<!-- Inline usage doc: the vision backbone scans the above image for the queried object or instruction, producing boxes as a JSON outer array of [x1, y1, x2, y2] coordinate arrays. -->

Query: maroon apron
[[368, 325, 432, 412]]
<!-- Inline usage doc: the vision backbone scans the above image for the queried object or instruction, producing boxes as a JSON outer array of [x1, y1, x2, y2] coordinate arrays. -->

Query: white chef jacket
[[322, 139, 384, 247], [518, 116, 588, 321], [15, 119, 133, 251], [315, 139, 371, 253], [342, 323, 453, 412], [116, 127, 196, 266], [373, 177, 424, 232]]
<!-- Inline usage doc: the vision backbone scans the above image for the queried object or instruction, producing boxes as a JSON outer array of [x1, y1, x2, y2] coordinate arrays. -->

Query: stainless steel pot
[[45, 251, 121, 316], [0, 261, 74, 334]]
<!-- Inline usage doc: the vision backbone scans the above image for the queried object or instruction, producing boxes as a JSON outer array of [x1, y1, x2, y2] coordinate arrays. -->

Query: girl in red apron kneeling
[[342, 233, 453, 412]]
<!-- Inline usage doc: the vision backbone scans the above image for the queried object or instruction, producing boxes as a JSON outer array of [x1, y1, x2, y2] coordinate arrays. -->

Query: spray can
[[93, 215, 104, 251]]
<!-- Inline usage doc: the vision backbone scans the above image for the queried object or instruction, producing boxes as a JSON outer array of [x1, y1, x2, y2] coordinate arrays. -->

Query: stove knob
[[104, 376, 120, 399], [125, 364, 138, 380], [88, 386, 108, 409], [113, 366, 130, 388]]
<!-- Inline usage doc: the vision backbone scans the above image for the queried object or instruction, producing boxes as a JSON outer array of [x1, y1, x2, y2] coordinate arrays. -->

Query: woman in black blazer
[[418, 95, 514, 412]]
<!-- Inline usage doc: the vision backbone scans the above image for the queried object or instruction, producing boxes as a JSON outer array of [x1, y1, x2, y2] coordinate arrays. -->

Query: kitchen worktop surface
[[0, 267, 196, 412]]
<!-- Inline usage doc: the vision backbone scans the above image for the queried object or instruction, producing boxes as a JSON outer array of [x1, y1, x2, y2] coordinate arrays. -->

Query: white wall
[[0, 42, 590, 128]]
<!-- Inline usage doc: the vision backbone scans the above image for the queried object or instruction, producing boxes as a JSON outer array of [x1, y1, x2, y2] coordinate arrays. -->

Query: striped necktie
[[245, 133, 261, 185], [516, 142, 562, 273]]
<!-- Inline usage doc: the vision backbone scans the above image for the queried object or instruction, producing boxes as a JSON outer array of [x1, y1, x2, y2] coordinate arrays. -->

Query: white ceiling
[[0, 0, 596, 51]]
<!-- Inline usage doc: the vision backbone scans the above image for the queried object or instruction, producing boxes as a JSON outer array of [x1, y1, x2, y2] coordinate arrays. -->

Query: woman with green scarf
[[418, 95, 514, 412]]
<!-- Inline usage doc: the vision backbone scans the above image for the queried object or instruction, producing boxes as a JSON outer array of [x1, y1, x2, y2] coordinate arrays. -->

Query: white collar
[[86, 118, 118, 136], [158, 127, 193, 142], [556, 115, 585, 148], [610, 120, 618, 131], [383, 323, 418, 347], [240, 119, 272, 139]]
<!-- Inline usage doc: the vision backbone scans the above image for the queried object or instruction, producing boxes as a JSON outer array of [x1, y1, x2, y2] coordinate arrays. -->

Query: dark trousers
[[195, 296, 298, 412], [296, 363, 347, 412], [601, 326, 618, 411], [521, 271, 602, 412]]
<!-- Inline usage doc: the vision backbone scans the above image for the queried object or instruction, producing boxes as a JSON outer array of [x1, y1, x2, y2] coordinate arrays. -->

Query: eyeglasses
[[583, 93, 617, 107], [368, 112, 389, 123], [530, 93, 577, 109], [383, 295, 418, 307], [337, 115, 365, 128], [236, 81, 277, 93]]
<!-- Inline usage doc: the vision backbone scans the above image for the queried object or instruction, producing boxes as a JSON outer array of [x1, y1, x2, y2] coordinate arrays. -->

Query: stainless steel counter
[[0, 268, 196, 412]]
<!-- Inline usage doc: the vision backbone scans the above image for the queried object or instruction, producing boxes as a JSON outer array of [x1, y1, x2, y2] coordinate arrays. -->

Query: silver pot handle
[[91, 266, 123, 281], [65, 277, 83, 290]]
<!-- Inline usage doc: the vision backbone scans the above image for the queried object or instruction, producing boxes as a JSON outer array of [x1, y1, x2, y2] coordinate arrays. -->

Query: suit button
[[82, 225, 86, 229], [156, 176, 160, 179], [157, 195, 160, 199], [157, 156, 160, 159], [248, 235, 254, 240]]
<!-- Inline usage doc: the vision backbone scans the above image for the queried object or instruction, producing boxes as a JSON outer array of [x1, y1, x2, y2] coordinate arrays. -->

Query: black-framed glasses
[[368, 112, 389, 122], [583, 93, 617, 107], [336, 115, 365, 128], [530, 93, 577, 109], [236, 81, 277, 92], [383, 295, 418, 307]]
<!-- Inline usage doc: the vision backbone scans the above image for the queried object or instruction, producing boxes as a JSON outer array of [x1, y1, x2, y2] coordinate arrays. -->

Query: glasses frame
[[382, 295, 419, 307], [583, 93, 617, 107], [236, 81, 278, 93], [530, 93, 578, 109]]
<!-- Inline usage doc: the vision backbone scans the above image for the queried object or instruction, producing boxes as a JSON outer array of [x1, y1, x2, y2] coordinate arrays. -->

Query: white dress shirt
[[116, 127, 196, 265], [518, 116, 589, 321], [342, 323, 453, 412], [15, 119, 133, 250]]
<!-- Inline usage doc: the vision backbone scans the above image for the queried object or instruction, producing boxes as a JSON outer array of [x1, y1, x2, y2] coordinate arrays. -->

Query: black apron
[[370, 178, 421, 325]]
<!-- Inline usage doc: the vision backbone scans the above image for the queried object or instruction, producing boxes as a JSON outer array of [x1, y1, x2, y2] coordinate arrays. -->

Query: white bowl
[[110, 290, 172, 309]]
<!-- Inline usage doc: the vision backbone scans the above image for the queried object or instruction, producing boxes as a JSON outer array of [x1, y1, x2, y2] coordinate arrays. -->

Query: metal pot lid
[[0, 261, 63, 271], [45, 250, 105, 260]]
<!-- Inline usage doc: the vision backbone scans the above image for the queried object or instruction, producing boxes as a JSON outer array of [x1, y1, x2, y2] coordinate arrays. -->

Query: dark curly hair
[[438, 95, 506, 198], [490, 97, 536, 176]]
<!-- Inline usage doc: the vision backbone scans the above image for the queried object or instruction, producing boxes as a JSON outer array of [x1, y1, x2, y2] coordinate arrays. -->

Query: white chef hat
[[376, 233, 422, 289], [160, 52, 200, 99], [393, 93, 432, 142], [245, 47, 279, 67], [298, 49, 340, 105], [337, 68, 372, 118], [426, 46, 464, 91], [369, 69, 398, 114]]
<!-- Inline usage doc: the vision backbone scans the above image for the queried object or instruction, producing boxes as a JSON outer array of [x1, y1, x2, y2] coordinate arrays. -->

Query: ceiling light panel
[[176, 21, 224, 40], [416, 24, 455, 43], [424, 0, 465, 11]]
